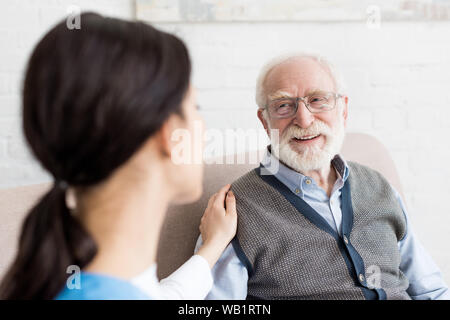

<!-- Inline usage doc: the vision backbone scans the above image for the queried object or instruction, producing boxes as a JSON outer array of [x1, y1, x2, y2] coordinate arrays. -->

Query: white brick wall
[[1, 1, 449, 284], [0, 0, 134, 187], [153, 21, 450, 283]]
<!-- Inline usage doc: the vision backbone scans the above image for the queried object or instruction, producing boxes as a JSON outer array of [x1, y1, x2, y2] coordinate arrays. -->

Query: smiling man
[[195, 53, 449, 300]]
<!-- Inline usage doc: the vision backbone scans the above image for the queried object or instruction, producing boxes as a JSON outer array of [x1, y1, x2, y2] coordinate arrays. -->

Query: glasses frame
[[265, 91, 343, 119]]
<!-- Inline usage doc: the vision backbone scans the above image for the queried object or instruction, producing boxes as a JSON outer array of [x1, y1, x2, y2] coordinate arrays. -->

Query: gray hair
[[255, 52, 346, 109]]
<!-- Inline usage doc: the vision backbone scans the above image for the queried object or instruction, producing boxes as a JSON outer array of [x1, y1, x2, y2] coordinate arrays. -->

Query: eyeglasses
[[265, 91, 343, 119]]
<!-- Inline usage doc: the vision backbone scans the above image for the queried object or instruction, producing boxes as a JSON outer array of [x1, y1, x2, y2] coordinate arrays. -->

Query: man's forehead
[[268, 88, 324, 100], [264, 58, 335, 97]]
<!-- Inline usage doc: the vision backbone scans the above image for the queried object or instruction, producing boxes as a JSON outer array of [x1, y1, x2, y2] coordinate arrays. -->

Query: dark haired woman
[[0, 13, 237, 300]]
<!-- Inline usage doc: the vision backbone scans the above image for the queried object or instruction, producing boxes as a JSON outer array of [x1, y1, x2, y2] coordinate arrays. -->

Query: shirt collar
[[261, 145, 349, 198]]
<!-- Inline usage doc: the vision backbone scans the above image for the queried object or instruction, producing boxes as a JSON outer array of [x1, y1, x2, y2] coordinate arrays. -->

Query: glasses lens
[[269, 100, 296, 118], [308, 92, 335, 112]]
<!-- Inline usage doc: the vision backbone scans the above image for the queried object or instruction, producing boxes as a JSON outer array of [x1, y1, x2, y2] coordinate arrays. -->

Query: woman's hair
[[0, 12, 191, 299]]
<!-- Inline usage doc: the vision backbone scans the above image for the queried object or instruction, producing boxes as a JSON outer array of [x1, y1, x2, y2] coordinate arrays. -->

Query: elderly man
[[195, 53, 449, 300]]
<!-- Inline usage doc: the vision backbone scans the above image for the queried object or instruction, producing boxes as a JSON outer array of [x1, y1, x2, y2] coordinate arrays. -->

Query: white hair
[[255, 52, 346, 109]]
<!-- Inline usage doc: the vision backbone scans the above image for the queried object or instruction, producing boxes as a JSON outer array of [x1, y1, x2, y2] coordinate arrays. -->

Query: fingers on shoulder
[[215, 184, 231, 203], [225, 190, 237, 215], [207, 192, 218, 207]]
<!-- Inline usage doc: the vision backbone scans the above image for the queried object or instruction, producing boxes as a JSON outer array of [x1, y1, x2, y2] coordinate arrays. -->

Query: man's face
[[258, 57, 349, 173]]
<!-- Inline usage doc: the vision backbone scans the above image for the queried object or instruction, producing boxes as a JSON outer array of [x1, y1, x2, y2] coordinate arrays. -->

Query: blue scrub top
[[55, 272, 150, 300]]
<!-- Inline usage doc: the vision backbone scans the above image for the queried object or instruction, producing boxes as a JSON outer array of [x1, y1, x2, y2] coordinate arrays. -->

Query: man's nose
[[293, 100, 315, 128]]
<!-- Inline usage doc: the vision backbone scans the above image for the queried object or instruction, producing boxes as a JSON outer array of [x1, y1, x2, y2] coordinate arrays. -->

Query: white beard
[[270, 117, 345, 174]]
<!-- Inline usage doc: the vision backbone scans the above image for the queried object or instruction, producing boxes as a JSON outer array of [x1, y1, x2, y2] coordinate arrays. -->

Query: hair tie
[[54, 179, 77, 211], [55, 179, 69, 191]]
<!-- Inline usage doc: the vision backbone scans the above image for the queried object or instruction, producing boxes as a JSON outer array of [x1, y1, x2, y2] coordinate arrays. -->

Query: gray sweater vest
[[231, 161, 410, 300]]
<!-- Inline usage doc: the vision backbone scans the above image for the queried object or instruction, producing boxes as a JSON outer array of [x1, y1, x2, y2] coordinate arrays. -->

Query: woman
[[0, 12, 236, 300]]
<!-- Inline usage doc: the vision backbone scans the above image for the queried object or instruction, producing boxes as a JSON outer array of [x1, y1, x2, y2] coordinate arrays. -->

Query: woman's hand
[[196, 184, 237, 269]]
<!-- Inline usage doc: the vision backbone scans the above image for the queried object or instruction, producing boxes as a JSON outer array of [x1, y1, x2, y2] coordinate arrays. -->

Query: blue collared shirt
[[195, 149, 450, 300]]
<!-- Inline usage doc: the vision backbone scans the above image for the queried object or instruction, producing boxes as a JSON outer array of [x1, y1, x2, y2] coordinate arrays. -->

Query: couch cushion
[[0, 132, 404, 281]]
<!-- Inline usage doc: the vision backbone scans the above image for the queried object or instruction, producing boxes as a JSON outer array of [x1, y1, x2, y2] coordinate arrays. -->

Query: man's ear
[[342, 96, 349, 128], [257, 108, 270, 135]]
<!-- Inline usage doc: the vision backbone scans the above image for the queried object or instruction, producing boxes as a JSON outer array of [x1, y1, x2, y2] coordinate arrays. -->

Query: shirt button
[[295, 188, 300, 194], [359, 274, 365, 283], [343, 235, 349, 245], [305, 179, 311, 185]]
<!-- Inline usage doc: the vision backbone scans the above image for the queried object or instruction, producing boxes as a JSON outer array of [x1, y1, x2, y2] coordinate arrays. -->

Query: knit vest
[[231, 161, 410, 300]]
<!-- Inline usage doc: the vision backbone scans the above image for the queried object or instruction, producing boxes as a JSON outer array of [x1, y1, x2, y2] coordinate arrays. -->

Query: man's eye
[[276, 104, 293, 113], [310, 96, 327, 103]]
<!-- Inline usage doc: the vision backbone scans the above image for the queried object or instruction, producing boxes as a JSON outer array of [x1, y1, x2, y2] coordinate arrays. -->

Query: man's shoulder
[[231, 166, 260, 185], [347, 160, 387, 180], [230, 166, 268, 196], [346, 160, 395, 193]]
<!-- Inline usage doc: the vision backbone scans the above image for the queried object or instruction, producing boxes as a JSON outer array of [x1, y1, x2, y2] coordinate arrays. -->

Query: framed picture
[[136, 0, 450, 23]]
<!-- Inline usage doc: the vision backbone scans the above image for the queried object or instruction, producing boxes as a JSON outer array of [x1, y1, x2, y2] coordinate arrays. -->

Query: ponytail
[[0, 183, 97, 299]]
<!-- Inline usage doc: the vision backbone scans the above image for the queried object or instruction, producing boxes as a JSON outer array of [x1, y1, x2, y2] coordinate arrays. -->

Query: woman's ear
[[155, 114, 181, 159]]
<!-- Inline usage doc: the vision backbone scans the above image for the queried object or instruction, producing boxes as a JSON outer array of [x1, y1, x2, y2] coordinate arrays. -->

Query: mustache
[[281, 120, 332, 141]]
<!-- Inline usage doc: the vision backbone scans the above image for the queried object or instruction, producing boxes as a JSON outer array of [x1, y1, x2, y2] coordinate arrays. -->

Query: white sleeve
[[158, 254, 214, 300]]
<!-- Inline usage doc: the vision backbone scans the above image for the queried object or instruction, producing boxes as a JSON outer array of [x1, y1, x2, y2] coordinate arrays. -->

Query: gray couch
[[0, 132, 404, 281]]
